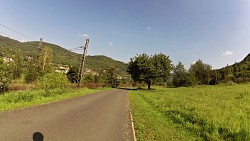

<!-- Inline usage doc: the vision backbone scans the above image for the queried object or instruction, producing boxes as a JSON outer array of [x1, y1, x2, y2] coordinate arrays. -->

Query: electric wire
[[68, 46, 83, 51], [0, 31, 23, 41], [0, 23, 34, 40]]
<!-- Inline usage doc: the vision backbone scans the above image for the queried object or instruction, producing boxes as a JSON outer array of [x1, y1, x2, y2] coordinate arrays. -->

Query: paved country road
[[0, 89, 135, 141]]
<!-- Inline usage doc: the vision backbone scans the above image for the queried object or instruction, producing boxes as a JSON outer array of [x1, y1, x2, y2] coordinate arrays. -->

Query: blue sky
[[0, 0, 250, 69]]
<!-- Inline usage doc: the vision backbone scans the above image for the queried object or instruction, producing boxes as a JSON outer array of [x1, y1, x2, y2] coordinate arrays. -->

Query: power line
[[70, 46, 83, 50], [0, 32, 23, 41], [0, 23, 33, 40], [68, 46, 83, 51]]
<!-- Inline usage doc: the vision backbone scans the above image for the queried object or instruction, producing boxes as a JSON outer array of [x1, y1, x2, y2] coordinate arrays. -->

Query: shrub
[[38, 72, 68, 90], [0, 58, 11, 94], [84, 82, 98, 89], [0, 78, 11, 94], [66, 67, 79, 83], [3, 91, 34, 103]]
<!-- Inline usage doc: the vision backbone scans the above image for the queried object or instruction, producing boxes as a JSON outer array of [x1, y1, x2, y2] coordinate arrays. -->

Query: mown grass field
[[0, 87, 110, 111], [129, 84, 250, 141]]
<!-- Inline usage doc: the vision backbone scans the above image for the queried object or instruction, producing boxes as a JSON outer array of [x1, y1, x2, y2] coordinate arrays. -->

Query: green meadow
[[129, 84, 250, 141]]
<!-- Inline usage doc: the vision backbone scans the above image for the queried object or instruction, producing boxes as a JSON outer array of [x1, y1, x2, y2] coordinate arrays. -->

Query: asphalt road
[[0, 89, 134, 141]]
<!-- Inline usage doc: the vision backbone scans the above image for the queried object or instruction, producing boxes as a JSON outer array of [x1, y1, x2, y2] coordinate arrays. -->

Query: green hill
[[0, 35, 128, 76], [213, 53, 250, 83]]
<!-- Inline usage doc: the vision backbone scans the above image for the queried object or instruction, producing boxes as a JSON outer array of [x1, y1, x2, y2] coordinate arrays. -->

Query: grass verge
[[129, 84, 250, 141], [0, 87, 110, 111]]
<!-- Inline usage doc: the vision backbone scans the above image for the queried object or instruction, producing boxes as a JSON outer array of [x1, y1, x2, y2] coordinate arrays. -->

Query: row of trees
[[212, 54, 250, 83], [173, 60, 212, 87], [0, 46, 55, 93], [66, 67, 130, 88], [127, 53, 217, 89], [0, 46, 53, 83], [1, 49, 248, 92], [25, 46, 53, 83], [1, 44, 129, 94]]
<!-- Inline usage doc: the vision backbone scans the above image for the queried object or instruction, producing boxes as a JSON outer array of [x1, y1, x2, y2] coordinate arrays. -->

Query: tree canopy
[[128, 53, 173, 89], [173, 62, 193, 87], [189, 59, 212, 85]]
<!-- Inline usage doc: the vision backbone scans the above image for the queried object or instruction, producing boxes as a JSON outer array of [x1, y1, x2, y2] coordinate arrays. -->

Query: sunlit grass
[[0, 87, 111, 111], [129, 84, 250, 141]]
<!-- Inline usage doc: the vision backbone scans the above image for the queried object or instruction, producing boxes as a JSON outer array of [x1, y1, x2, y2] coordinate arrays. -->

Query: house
[[55, 66, 69, 74]]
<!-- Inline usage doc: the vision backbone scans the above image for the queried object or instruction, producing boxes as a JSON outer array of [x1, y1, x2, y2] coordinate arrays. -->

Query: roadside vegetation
[[0, 87, 110, 111], [0, 45, 115, 111], [128, 53, 250, 89], [129, 84, 250, 141], [0, 64, 112, 111]]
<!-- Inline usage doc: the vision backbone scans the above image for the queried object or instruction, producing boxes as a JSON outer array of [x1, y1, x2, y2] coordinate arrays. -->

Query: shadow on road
[[33, 132, 44, 141], [118, 87, 156, 91], [118, 87, 138, 90]]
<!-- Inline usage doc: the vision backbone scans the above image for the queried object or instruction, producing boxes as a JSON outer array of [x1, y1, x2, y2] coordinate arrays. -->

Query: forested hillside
[[0, 35, 128, 76], [213, 53, 250, 83]]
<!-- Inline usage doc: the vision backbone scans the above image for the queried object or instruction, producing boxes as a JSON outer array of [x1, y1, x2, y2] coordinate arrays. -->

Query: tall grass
[[130, 84, 250, 141], [0, 87, 110, 111]]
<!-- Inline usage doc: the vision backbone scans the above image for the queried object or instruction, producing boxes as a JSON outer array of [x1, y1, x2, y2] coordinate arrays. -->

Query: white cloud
[[147, 26, 152, 30], [78, 33, 89, 38], [109, 42, 113, 45], [222, 51, 234, 56], [83, 34, 89, 38]]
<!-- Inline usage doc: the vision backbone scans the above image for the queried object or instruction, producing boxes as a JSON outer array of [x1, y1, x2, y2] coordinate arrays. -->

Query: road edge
[[128, 94, 137, 141], [0, 89, 114, 113]]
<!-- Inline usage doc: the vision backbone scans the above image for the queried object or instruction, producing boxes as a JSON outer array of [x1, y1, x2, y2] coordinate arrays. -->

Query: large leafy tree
[[128, 53, 173, 89], [189, 59, 212, 85]]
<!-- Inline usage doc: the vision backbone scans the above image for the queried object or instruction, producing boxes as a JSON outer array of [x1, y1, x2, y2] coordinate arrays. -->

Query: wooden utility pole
[[36, 38, 43, 60], [78, 37, 90, 88], [39, 38, 43, 50]]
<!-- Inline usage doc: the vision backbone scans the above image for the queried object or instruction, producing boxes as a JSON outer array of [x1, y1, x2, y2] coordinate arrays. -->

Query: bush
[[24, 72, 37, 83], [66, 67, 79, 83], [0, 78, 11, 94], [38, 72, 68, 90], [3, 91, 34, 103], [84, 82, 98, 89], [236, 77, 250, 83], [0, 58, 11, 94]]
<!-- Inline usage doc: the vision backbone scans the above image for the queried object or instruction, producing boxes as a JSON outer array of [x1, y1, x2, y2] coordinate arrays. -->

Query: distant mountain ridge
[[0, 35, 128, 76]]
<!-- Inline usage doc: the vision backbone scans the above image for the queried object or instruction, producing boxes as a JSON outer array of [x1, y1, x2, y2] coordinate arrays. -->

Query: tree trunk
[[147, 82, 151, 90]]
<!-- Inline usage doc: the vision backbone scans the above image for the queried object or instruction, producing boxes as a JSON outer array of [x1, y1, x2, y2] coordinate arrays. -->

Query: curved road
[[0, 89, 134, 141]]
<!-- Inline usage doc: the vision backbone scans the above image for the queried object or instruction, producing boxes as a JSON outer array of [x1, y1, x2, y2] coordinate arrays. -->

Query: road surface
[[0, 89, 134, 141]]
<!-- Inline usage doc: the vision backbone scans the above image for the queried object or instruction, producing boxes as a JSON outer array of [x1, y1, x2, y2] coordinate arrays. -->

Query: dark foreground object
[[0, 89, 134, 141]]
